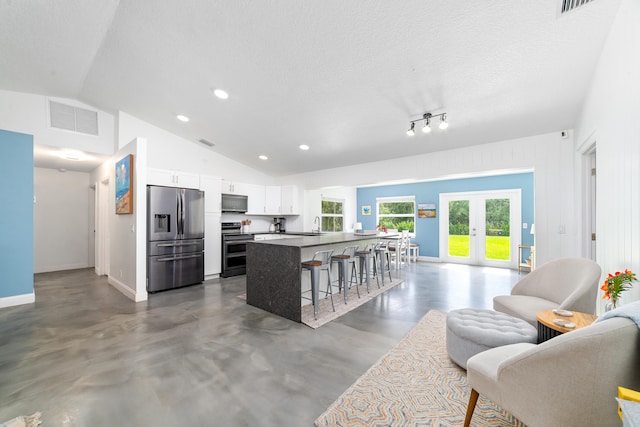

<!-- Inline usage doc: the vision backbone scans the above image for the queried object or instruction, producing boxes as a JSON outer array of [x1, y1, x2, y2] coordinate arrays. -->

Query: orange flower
[[601, 269, 636, 307]]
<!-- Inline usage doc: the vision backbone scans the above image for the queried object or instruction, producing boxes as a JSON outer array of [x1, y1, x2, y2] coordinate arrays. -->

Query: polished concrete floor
[[0, 262, 523, 426]]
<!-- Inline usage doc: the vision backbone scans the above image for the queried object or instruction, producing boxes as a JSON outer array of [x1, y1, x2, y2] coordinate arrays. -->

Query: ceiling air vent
[[49, 100, 99, 136], [198, 138, 215, 147], [560, 0, 594, 14]]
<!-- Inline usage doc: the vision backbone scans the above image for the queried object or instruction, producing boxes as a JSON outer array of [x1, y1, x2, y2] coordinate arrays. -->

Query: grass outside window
[[448, 235, 510, 260]]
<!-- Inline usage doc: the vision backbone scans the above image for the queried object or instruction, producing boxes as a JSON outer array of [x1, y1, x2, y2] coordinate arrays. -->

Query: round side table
[[536, 310, 598, 343]]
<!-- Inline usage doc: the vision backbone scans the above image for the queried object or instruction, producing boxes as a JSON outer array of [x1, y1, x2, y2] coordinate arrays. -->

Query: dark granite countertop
[[247, 232, 383, 248], [252, 231, 326, 236]]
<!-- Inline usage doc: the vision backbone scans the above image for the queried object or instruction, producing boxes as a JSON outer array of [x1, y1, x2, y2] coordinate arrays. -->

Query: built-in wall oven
[[221, 222, 254, 278]]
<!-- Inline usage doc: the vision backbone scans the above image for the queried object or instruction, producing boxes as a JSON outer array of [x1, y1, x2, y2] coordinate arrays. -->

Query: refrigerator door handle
[[179, 190, 185, 236], [157, 242, 199, 247], [156, 254, 202, 262]]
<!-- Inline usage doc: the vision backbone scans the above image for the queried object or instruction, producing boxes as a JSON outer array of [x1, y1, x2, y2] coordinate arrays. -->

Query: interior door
[[440, 190, 521, 268]]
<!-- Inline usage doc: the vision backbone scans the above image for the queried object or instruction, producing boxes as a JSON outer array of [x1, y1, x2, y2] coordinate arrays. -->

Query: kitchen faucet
[[313, 216, 320, 233]]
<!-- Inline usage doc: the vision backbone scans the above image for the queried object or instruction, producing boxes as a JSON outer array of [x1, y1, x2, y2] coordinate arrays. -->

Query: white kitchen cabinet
[[245, 183, 266, 214], [265, 186, 281, 214], [281, 185, 299, 215], [148, 168, 200, 189], [204, 212, 221, 277], [221, 180, 248, 195], [200, 175, 222, 213]]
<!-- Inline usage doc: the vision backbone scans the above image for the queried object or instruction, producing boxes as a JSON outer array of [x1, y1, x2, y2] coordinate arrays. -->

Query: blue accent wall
[[357, 173, 534, 258], [0, 129, 34, 298]]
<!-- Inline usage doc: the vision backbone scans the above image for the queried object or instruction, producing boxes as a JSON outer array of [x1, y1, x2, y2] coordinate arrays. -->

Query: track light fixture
[[406, 122, 415, 136], [407, 112, 448, 136]]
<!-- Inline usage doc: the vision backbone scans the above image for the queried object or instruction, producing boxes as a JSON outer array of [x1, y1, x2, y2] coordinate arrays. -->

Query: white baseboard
[[417, 256, 441, 263], [34, 262, 90, 274], [205, 273, 220, 281], [108, 276, 147, 302], [0, 292, 35, 309]]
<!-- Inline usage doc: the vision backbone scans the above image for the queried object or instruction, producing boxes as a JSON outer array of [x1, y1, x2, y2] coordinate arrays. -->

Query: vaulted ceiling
[[0, 0, 621, 176]]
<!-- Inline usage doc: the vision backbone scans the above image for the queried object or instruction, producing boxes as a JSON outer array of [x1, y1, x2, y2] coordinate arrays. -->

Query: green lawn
[[448, 235, 510, 260]]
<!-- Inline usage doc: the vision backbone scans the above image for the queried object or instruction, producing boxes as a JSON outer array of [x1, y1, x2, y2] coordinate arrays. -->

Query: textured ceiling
[[0, 0, 622, 176]]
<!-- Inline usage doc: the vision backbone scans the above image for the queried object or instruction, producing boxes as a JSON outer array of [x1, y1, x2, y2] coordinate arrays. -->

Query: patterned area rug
[[315, 310, 526, 426], [1, 412, 41, 427], [301, 277, 403, 329]]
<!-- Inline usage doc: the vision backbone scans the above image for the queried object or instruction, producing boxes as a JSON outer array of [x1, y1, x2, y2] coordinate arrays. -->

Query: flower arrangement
[[376, 224, 388, 233], [600, 269, 636, 309]]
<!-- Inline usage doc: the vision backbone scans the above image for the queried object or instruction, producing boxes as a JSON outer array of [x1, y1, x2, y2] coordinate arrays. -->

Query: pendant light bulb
[[406, 122, 415, 136], [439, 114, 449, 130], [422, 118, 432, 133]]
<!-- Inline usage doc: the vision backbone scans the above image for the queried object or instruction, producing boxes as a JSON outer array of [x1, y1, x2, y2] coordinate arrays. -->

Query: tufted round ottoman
[[446, 308, 537, 369]]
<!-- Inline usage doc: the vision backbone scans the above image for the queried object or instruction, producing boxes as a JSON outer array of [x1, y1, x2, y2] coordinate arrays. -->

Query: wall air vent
[[49, 100, 99, 136], [560, 0, 594, 14], [198, 138, 215, 147]]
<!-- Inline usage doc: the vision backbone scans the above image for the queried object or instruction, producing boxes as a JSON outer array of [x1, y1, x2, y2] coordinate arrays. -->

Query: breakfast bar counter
[[246, 233, 381, 322]]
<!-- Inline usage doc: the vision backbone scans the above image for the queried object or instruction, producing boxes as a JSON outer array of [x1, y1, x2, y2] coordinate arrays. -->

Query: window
[[377, 196, 415, 233], [321, 198, 344, 232]]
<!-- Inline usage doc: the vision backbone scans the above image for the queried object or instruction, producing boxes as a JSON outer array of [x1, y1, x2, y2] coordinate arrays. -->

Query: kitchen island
[[246, 233, 381, 322]]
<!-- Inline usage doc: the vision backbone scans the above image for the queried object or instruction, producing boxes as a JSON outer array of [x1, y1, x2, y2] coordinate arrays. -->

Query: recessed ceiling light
[[299, 144, 310, 151], [53, 150, 89, 161], [213, 89, 229, 100], [176, 114, 189, 122], [259, 155, 268, 160]]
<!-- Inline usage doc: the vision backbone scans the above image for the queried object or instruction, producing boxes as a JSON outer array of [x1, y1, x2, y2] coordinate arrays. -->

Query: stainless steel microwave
[[221, 193, 248, 213]]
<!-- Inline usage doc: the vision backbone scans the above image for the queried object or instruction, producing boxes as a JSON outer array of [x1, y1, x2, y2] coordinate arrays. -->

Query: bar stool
[[331, 246, 359, 304], [373, 241, 392, 285], [354, 244, 376, 293], [301, 250, 334, 320]]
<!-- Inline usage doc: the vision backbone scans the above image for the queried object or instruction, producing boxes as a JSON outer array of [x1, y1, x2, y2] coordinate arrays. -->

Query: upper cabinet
[[148, 172, 300, 216], [240, 183, 300, 215], [200, 175, 222, 213], [265, 186, 281, 214], [281, 185, 299, 215], [245, 184, 266, 215], [148, 168, 200, 189], [221, 180, 248, 195]]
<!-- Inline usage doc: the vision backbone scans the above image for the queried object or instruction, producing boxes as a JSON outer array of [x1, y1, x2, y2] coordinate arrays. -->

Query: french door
[[439, 190, 521, 268]]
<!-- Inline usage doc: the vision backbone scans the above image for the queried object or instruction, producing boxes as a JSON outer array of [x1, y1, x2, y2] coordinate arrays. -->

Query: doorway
[[439, 190, 522, 268], [583, 148, 597, 261], [95, 176, 110, 276]]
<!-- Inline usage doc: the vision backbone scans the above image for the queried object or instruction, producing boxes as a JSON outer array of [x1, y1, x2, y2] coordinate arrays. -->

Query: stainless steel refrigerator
[[147, 185, 204, 293]]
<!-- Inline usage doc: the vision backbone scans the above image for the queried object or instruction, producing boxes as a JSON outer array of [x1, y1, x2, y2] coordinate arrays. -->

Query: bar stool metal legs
[[331, 246, 359, 304], [355, 245, 375, 293], [301, 249, 334, 320], [374, 242, 392, 285]]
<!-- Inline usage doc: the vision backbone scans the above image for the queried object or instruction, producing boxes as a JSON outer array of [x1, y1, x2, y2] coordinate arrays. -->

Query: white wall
[[574, 0, 640, 306], [90, 138, 148, 302], [33, 168, 92, 273], [0, 90, 115, 155], [118, 111, 274, 185], [282, 131, 577, 266]]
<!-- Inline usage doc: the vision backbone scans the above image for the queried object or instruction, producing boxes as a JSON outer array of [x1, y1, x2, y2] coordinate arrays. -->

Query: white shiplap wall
[[575, 0, 640, 309], [280, 131, 579, 267]]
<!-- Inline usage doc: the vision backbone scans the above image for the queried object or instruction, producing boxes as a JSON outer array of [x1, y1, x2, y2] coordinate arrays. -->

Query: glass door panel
[[484, 198, 510, 261], [448, 200, 470, 258]]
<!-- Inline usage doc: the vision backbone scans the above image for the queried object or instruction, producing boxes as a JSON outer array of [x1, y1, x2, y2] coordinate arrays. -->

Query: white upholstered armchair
[[464, 315, 640, 427], [493, 257, 601, 326]]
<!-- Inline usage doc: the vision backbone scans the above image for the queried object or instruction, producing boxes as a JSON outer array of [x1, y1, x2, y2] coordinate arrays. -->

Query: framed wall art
[[361, 205, 372, 216], [115, 154, 133, 214], [418, 203, 436, 218]]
